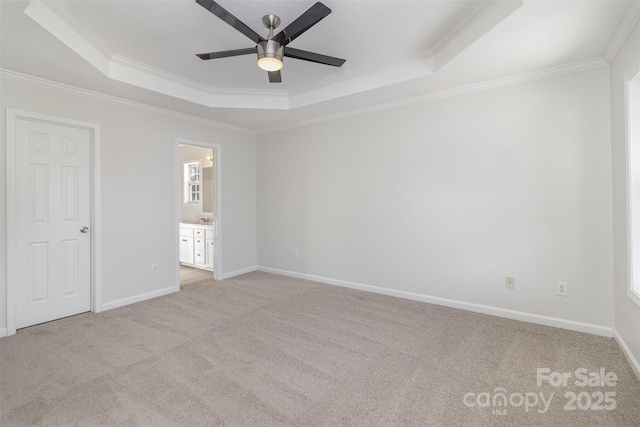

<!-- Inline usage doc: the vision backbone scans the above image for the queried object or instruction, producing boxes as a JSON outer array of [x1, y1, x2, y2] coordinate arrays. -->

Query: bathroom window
[[184, 161, 201, 204], [627, 65, 640, 307]]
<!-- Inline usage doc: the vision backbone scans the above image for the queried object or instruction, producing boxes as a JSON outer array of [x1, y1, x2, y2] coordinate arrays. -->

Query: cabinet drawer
[[205, 229, 215, 239], [194, 237, 206, 251], [194, 250, 206, 265], [179, 227, 193, 237], [194, 228, 206, 237]]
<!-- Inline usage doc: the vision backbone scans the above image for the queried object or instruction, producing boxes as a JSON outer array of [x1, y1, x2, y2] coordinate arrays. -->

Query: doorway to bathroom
[[175, 138, 222, 287]]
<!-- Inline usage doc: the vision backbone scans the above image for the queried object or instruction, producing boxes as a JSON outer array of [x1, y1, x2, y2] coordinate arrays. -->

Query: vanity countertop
[[180, 221, 214, 228]]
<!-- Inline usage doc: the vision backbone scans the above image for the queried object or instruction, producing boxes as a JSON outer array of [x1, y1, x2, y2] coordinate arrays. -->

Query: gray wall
[[257, 67, 614, 329]]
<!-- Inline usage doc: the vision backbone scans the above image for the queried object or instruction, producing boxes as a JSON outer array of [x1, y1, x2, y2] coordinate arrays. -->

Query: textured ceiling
[[0, 0, 637, 132]]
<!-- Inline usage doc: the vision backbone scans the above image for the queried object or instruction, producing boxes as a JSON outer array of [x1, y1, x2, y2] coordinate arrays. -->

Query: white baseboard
[[100, 285, 178, 311], [613, 329, 640, 381], [257, 266, 614, 338], [0, 328, 6, 338], [221, 265, 257, 280]]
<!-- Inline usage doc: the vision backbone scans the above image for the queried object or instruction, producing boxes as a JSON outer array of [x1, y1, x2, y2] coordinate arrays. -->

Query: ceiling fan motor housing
[[257, 39, 284, 64]]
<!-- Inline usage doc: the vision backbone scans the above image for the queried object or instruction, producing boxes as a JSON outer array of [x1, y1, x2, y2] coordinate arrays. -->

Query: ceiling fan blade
[[196, 0, 265, 44], [284, 47, 345, 67], [268, 70, 282, 83], [196, 47, 256, 60], [273, 2, 331, 46]]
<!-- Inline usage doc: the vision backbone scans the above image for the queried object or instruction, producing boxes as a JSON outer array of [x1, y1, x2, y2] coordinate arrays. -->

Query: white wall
[[257, 67, 614, 330], [178, 144, 213, 222], [0, 78, 257, 331], [610, 21, 640, 371]]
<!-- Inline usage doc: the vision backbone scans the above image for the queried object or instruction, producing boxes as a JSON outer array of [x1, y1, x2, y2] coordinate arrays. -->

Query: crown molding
[[432, 1, 494, 55], [1, 56, 608, 138], [433, 0, 523, 71], [108, 54, 289, 110], [289, 49, 435, 109], [0, 68, 256, 136], [25, 0, 111, 70], [257, 57, 609, 135], [604, 1, 640, 64]]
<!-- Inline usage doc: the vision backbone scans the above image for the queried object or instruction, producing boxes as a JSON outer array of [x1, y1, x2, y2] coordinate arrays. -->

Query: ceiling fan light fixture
[[257, 40, 284, 72], [257, 57, 283, 72]]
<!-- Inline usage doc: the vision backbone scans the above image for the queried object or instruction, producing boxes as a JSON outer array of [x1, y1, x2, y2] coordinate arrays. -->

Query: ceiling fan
[[195, 0, 346, 83]]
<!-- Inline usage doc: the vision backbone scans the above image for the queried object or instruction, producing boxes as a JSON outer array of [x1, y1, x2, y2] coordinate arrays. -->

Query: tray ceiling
[[1, 0, 638, 131]]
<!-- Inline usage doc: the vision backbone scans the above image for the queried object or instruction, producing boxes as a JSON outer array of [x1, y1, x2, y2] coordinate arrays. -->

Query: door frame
[[5, 108, 102, 336], [175, 138, 222, 282]]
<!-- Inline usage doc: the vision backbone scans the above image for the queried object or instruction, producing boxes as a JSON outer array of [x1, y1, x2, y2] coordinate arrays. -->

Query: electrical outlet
[[506, 276, 515, 289], [557, 281, 568, 296], [151, 263, 158, 274], [293, 250, 299, 259]]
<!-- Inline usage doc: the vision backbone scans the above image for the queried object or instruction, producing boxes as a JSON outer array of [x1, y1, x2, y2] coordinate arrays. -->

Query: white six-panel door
[[14, 118, 92, 329]]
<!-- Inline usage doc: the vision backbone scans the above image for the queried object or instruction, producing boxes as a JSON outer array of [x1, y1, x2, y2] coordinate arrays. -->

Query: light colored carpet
[[1, 270, 639, 426]]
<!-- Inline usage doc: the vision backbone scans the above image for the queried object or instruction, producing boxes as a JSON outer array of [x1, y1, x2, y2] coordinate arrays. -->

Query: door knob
[[80, 226, 89, 233]]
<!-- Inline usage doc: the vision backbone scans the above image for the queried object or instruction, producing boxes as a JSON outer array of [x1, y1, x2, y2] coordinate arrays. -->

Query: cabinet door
[[179, 236, 194, 264], [206, 239, 214, 268]]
